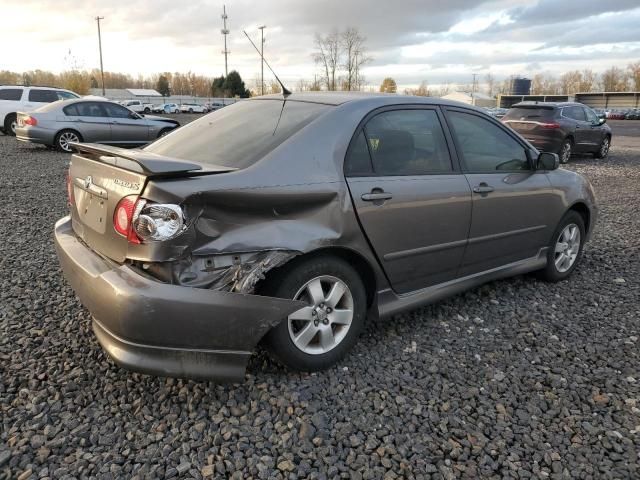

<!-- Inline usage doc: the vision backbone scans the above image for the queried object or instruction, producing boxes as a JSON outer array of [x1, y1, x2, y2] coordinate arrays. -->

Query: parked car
[[180, 103, 207, 113], [204, 102, 224, 112], [605, 109, 626, 120], [502, 102, 611, 163], [625, 109, 639, 120], [0, 85, 80, 136], [120, 99, 155, 114], [15, 98, 180, 152], [54, 93, 597, 382], [152, 103, 180, 114]]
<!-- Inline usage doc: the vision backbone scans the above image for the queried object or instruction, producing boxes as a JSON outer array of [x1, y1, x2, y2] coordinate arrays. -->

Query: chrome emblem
[[84, 176, 93, 189]]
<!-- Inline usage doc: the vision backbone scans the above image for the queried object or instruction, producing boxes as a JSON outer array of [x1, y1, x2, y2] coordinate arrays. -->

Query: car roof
[[0, 85, 74, 92], [252, 91, 480, 109]]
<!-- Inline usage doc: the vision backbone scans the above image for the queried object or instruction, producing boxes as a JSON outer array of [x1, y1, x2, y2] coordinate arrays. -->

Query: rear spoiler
[[69, 142, 237, 175]]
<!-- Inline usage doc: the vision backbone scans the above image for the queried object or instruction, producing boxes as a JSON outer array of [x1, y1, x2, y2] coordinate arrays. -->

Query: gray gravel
[[1, 131, 639, 479]]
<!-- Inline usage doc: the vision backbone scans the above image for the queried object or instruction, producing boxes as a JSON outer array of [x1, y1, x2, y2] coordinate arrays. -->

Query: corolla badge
[[114, 178, 140, 189]]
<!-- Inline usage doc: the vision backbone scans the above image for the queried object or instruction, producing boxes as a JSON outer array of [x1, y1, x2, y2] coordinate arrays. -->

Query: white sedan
[[180, 103, 207, 113]]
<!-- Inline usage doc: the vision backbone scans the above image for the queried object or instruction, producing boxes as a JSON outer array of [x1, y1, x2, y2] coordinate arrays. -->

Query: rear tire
[[144, 107, 151, 114], [594, 136, 610, 159], [188, 108, 194, 113], [4, 113, 17, 136], [262, 256, 366, 372], [54, 129, 82, 152], [558, 138, 572, 164], [538, 211, 585, 282]]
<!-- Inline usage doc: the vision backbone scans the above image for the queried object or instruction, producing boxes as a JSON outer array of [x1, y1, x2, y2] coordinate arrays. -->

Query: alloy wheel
[[58, 132, 79, 152], [288, 275, 354, 355], [554, 223, 581, 273]]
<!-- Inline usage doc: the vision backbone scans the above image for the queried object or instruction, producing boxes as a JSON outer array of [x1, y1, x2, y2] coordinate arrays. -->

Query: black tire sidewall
[[541, 211, 586, 282], [559, 139, 572, 164], [594, 136, 610, 159], [263, 256, 367, 372], [5, 113, 17, 136]]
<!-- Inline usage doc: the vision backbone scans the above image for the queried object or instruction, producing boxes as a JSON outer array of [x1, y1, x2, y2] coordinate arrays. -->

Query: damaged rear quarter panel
[[130, 101, 389, 291]]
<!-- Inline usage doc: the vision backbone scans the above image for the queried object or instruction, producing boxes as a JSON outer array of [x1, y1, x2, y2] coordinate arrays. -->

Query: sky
[[2, 0, 640, 91]]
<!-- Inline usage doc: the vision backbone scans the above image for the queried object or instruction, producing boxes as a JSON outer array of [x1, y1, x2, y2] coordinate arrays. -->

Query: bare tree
[[485, 73, 496, 97], [341, 27, 371, 91], [600, 66, 629, 92], [627, 61, 640, 91], [579, 69, 597, 92], [404, 81, 429, 96], [559, 70, 582, 94], [312, 31, 340, 91]]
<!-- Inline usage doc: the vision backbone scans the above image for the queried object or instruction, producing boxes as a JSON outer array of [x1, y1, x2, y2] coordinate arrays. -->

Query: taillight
[[66, 170, 74, 206], [539, 122, 560, 129], [113, 195, 141, 244], [23, 116, 37, 126], [132, 201, 185, 242]]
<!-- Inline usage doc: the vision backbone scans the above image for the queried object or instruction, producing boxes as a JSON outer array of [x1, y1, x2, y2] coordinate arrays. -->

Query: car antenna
[[243, 30, 291, 96]]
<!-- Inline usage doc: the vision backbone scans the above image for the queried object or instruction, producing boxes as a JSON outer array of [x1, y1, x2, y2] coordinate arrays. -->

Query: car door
[[64, 102, 112, 143], [583, 107, 605, 147], [444, 108, 560, 276], [345, 107, 472, 294], [102, 102, 150, 145], [562, 106, 590, 152]]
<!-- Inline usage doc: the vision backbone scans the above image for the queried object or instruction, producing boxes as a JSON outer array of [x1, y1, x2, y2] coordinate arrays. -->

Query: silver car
[[15, 98, 180, 152]]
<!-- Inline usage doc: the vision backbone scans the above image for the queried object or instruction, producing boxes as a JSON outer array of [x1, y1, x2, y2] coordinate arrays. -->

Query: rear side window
[[345, 131, 373, 176], [0, 88, 23, 101], [362, 109, 452, 175], [28, 89, 59, 103], [145, 100, 330, 169], [72, 102, 106, 117], [447, 111, 529, 172], [503, 107, 555, 120]]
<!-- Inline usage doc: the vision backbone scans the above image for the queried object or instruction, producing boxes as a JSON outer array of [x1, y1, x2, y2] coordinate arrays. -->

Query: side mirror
[[129, 112, 141, 119], [537, 152, 559, 170], [598, 117, 606, 125]]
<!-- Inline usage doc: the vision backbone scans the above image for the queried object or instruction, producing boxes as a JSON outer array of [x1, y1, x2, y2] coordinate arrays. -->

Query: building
[[441, 91, 496, 108], [498, 91, 640, 109]]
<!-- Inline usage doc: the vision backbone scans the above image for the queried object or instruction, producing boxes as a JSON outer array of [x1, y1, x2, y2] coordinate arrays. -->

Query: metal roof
[[126, 88, 162, 97]]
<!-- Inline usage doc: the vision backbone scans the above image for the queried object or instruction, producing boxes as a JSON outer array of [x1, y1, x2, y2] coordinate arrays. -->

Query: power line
[[95, 16, 105, 96], [221, 5, 230, 76]]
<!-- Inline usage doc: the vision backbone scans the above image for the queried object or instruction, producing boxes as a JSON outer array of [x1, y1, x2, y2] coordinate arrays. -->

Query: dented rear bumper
[[54, 216, 304, 382]]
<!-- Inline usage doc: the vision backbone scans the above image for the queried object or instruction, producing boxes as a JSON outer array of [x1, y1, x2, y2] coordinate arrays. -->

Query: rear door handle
[[473, 183, 494, 194], [361, 192, 393, 201]]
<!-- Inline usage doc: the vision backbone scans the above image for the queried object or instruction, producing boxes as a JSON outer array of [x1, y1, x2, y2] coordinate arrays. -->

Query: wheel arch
[[568, 201, 590, 234], [259, 246, 377, 309]]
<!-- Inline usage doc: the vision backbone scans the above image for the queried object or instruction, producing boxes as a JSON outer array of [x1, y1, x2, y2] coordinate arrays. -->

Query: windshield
[[503, 107, 555, 120], [145, 99, 331, 169]]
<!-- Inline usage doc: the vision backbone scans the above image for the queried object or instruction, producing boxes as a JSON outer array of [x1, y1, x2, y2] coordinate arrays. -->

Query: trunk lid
[[68, 143, 235, 262]]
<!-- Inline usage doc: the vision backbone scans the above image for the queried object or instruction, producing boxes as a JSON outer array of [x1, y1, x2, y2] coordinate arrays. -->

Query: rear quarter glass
[[0, 88, 23, 101]]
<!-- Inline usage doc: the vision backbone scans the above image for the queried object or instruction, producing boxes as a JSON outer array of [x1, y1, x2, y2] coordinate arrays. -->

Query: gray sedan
[[15, 98, 180, 152], [54, 93, 597, 382]]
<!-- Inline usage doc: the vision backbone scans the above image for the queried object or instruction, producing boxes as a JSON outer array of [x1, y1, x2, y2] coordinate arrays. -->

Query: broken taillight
[[23, 116, 37, 126]]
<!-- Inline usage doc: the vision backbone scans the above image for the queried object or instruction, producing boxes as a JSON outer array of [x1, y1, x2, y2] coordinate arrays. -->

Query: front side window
[[563, 106, 585, 121], [0, 88, 23, 101], [28, 89, 59, 103], [584, 107, 599, 124], [56, 91, 79, 101], [447, 111, 530, 172], [362, 109, 452, 176], [103, 103, 134, 119]]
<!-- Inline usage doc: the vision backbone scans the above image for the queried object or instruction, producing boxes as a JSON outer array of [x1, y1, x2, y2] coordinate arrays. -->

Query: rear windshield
[[503, 107, 555, 120], [145, 99, 331, 169]]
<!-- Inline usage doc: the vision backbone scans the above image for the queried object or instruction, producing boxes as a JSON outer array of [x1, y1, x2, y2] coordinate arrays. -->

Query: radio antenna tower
[[221, 5, 230, 76]]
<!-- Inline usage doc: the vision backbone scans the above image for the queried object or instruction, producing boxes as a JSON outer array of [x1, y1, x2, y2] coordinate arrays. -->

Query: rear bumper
[[54, 216, 304, 382], [522, 136, 562, 153], [16, 127, 55, 146]]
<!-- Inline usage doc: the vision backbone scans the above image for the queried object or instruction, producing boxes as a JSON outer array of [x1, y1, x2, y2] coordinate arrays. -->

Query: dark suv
[[502, 102, 612, 164]]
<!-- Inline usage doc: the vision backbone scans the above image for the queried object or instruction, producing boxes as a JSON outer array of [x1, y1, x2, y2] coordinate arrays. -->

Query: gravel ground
[[1, 130, 639, 479]]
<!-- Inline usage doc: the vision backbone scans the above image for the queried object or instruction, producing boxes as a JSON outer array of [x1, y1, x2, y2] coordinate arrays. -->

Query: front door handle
[[473, 183, 494, 194], [361, 191, 393, 202]]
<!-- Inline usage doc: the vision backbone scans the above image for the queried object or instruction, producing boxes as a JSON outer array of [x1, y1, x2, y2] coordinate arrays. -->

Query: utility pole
[[258, 25, 266, 95], [95, 16, 105, 96], [471, 73, 478, 105], [221, 5, 230, 77]]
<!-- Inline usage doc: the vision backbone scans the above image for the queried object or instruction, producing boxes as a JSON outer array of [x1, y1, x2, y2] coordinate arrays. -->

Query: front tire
[[4, 113, 17, 136], [262, 256, 366, 372], [538, 211, 585, 282], [158, 127, 172, 138], [594, 136, 610, 159], [54, 129, 82, 152], [558, 138, 572, 164]]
